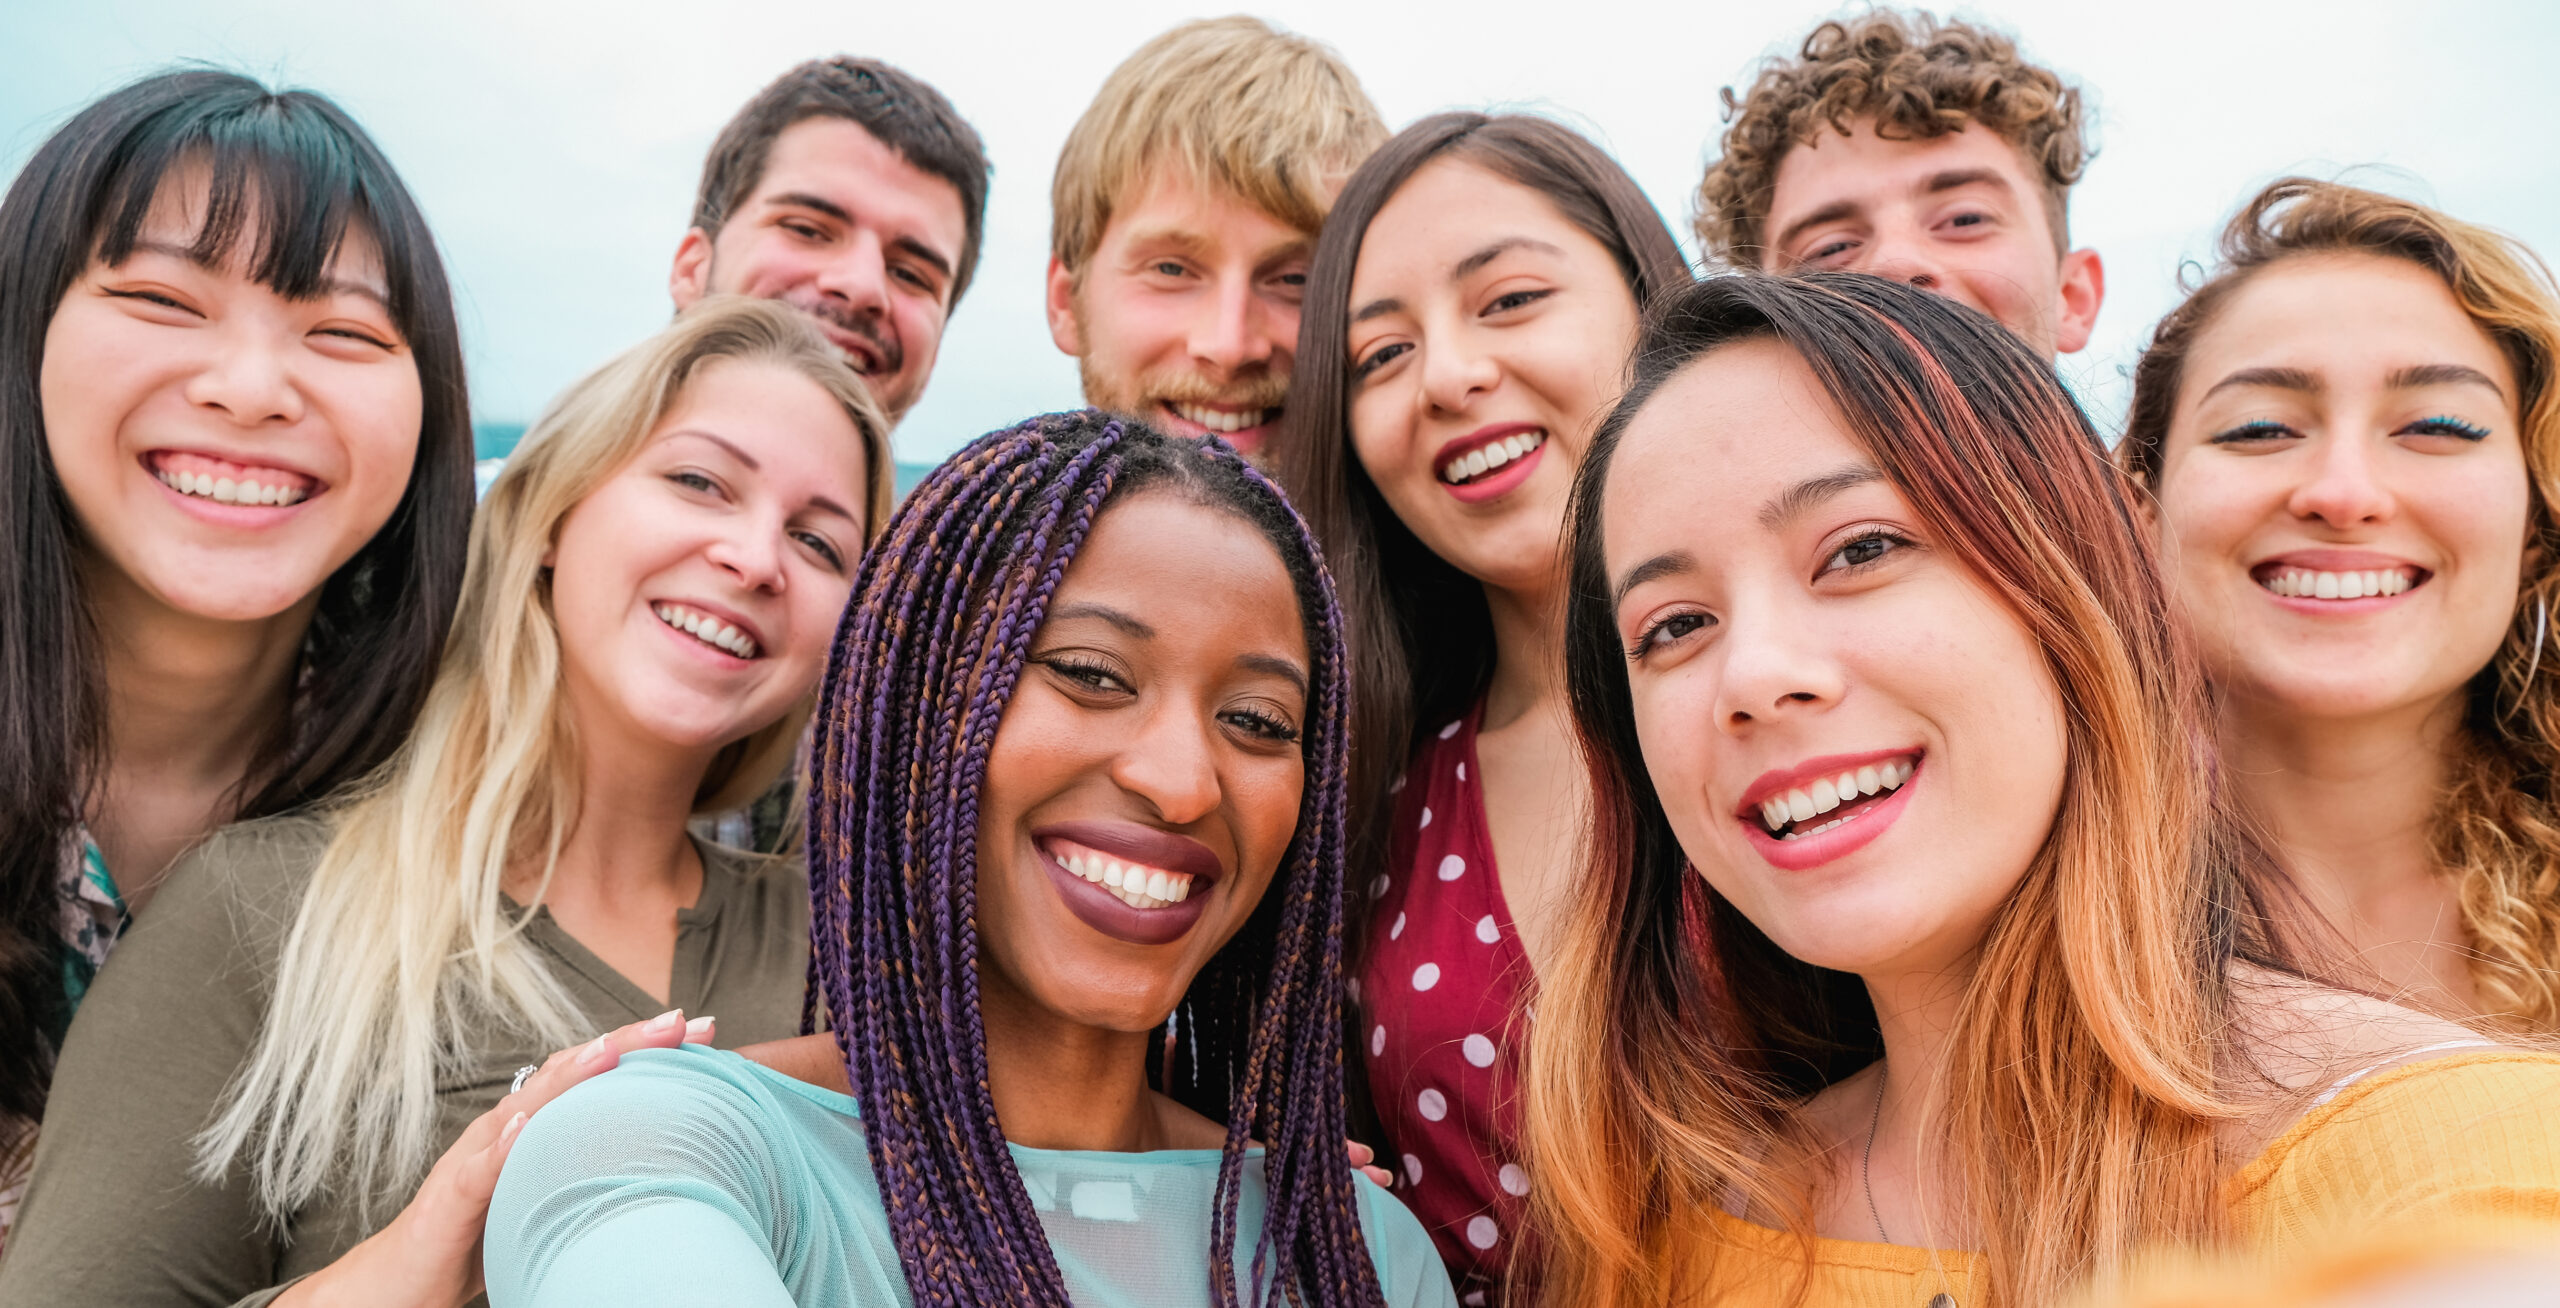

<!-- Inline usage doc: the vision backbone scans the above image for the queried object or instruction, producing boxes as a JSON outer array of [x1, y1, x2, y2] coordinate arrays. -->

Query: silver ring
[[510, 1064, 540, 1095]]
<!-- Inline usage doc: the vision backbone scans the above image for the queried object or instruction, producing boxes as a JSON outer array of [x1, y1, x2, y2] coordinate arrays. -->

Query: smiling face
[[974, 491, 1310, 1035], [2152, 253, 2531, 725], [547, 356, 871, 766], [1764, 121, 2101, 359], [1347, 157, 1642, 594], [669, 117, 967, 422], [40, 172, 423, 627], [1601, 338, 2067, 977], [1047, 166, 1314, 458]]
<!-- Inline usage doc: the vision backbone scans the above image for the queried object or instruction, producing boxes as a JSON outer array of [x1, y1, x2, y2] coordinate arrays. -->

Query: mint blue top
[[484, 1046, 1459, 1307]]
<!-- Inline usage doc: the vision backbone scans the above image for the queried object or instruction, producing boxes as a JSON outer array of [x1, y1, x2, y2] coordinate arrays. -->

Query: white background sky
[[6, 1, 2556, 464]]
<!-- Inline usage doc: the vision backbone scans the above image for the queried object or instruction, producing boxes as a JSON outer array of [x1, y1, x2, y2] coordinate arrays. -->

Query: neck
[[89, 560, 315, 804], [1479, 572, 1565, 731], [979, 990, 1167, 1153], [1847, 954, 1976, 1242], [534, 708, 718, 907], [2220, 690, 2460, 904]]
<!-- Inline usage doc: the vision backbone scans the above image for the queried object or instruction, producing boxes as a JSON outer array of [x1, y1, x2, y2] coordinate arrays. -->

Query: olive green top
[[0, 814, 809, 1307]]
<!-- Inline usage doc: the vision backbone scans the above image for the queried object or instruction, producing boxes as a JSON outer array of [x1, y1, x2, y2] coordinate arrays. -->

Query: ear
[[1046, 254, 1085, 357], [2053, 248, 2105, 355], [669, 228, 715, 311]]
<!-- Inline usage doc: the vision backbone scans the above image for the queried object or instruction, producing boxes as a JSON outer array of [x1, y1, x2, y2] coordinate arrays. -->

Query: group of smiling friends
[[0, 9, 2555, 1308]]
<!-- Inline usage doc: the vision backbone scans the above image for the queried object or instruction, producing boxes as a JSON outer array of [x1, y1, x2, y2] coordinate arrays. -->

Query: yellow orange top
[[1685, 1052, 2560, 1307]]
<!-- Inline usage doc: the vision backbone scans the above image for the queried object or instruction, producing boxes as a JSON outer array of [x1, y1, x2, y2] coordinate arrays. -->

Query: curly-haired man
[[1698, 10, 2103, 360]]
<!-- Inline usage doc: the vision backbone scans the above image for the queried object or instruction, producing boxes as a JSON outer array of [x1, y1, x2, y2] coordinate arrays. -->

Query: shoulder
[[695, 839, 807, 922], [97, 812, 339, 987], [1352, 1173, 1462, 1307], [2228, 1049, 2560, 1242], [2227, 968, 2501, 1097], [511, 1044, 842, 1167]]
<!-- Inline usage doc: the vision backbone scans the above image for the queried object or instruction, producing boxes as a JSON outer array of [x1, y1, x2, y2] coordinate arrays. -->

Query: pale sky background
[[6, 0, 2555, 464]]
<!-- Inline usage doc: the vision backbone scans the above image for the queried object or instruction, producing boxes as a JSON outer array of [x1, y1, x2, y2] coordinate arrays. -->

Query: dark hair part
[[0, 69, 472, 1129], [2124, 177, 2560, 1026], [1269, 110, 1691, 886], [1697, 8, 2089, 265], [691, 56, 992, 305], [805, 410, 1381, 1305]]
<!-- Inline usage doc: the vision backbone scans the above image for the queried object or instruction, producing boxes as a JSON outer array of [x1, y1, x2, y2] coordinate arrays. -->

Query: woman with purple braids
[[481, 410, 1456, 1308]]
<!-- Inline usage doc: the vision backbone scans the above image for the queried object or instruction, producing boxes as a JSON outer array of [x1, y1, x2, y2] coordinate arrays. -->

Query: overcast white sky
[[7, 0, 2556, 463]]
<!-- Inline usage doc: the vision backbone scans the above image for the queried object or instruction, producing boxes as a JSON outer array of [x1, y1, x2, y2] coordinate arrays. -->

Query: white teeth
[[2261, 567, 2415, 600], [1755, 756, 1917, 834], [1172, 404, 1270, 434], [1437, 430, 1549, 485], [653, 603, 760, 658], [1051, 841, 1195, 910], [156, 466, 310, 507]]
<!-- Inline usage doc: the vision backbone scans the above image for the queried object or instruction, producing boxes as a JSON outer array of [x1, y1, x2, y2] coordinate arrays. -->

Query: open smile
[[652, 601, 763, 660], [1032, 820, 1224, 947], [1736, 749, 1923, 871], [146, 450, 322, 511], [1432, 424, 1547, 503]]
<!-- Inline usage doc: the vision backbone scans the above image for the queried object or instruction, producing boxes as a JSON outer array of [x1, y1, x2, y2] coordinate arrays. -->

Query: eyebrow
[[1758, 463, 1886, 531], [1047, 602, 1154, 640], [664, 429, 859, 523], [1772, 200, 1860, 257], [128, 238, 393, 310], [1610, 549, 1697, 609], [1351, 237, 1568, 324], [1770, 168, 2014, 256], [1239, 652, 1311, 694], [2200, 365, 2321, 400], [766, 191, 955, 281], [2389, 362, 2506, 399]]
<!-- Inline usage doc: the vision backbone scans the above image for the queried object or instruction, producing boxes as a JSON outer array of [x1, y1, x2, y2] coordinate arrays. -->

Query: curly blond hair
[[1696, 9, 2089, 266], [2124, 179, 2560, 1030]]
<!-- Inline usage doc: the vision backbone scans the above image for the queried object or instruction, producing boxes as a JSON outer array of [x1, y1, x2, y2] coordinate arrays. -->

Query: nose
[[704, 514, 789, 595], [814, 229, 891, 319], [1418, 330, 1500, 417], [2289, 430, 2394, 530], [183, 322, 305, 427], [1712, 607, 1847, 734], [1188, 275, 1274, 379], [1109, 699, 1222, 827], [1860, 226, 1952, 294]]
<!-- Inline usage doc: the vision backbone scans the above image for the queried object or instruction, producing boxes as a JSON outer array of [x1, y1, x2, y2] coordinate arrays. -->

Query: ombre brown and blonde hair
[[1527, 273, 2286, 1307], [199, 297, 888, 1220], [2123, 178, 2560, 1030]]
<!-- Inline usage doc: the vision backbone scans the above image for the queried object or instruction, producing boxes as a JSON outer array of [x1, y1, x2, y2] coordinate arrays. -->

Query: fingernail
[[577, 1034, 611, 1064], [500, 1112, 528, 1146], [683, 1016, 714, 1040], [647, 1009, 682, 1034]]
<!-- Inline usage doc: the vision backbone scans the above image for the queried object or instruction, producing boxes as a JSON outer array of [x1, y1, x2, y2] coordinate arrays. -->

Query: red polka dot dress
[[1356, 703, 1535, 1305]]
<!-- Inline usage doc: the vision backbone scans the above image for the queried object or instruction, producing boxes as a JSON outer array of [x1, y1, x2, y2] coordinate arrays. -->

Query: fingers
[[498, 1010, 716, 1122], [453, 1112, 529, 1208], [1345, 1138, 1394, 1189]]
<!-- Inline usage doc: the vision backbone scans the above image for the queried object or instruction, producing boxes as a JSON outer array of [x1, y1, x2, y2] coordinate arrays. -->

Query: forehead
[[2187, 253, 2517, 403], [1768, 121, 2045, 221], [748, 118, 966, 233], [124, 160, 389, 291], [1055, 491, 1302, 638], [1096, 162, 1313, 261], [1605, 339, 1866, 552], [1352, 157, 1611, 291]]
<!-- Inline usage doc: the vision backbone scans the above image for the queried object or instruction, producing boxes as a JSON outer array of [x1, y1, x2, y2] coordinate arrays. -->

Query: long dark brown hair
[[0, 70, 473, 1127], [1268, 110, 1690, 882]]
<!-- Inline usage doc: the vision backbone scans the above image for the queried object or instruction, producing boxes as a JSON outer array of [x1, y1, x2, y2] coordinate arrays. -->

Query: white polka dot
[[1439, 720, 1462, 739], [1465, 1215, 1499, 1249], [1389, 911, 1407, 940], [1457, 761, 1468, 782], [1463, 1294, 1487, 1308], [1370, 1024, 1386, 1056], [1403, 1153, 1424, 1185], [1411, 962, 1440, 991], [1368, 875, 1390, 900], [1474, 915, 1499, 944], [1418, 805, 1433, 830], [1417, 1088, 1448, 1121], [1462, 1033, 1497, 1068], [1437, 854, 1467, 881]]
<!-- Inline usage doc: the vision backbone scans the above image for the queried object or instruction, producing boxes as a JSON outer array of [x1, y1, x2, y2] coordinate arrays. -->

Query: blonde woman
[[1526, 272, 2560, 1308], [2122, 179, 2560, 1028], [0, 296, 890, 1307]]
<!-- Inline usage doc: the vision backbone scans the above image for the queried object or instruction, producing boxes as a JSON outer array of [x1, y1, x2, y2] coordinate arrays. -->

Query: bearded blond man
[[1045, 16, 1386, 458], [1699, 9, 2104, 360]]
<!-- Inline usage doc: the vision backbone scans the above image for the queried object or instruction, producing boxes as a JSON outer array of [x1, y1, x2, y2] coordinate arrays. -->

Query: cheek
[[331, 363, 425, 499], [1626, 671, 1723, 848]]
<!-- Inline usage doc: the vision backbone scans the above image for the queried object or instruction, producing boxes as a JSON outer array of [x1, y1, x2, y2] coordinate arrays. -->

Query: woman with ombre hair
[[2123, 179, 2560, 1030], [1524, 272, 2560, 1308]]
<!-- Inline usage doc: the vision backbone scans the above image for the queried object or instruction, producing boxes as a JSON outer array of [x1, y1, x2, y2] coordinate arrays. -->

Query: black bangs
[[87, 76, 409, 316]]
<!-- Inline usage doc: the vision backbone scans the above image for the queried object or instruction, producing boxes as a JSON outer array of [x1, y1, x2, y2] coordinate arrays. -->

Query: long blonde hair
[[1528, 274, 2285, 1307], [2123, 179, 2560, 1028], [197, 296, 890, 1218]]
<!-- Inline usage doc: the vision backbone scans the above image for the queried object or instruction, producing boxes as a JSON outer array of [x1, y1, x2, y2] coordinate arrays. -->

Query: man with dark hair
[[1697, 9, 2104, 361], [671, 56, 989, 422]]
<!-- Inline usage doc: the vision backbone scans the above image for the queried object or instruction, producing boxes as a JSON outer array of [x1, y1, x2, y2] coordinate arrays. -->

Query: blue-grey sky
[[7, 0, 2556, 463]]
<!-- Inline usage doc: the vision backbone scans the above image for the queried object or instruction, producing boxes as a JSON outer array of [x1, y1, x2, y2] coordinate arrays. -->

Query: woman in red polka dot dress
[[1270, 112, 1690, 1305]]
